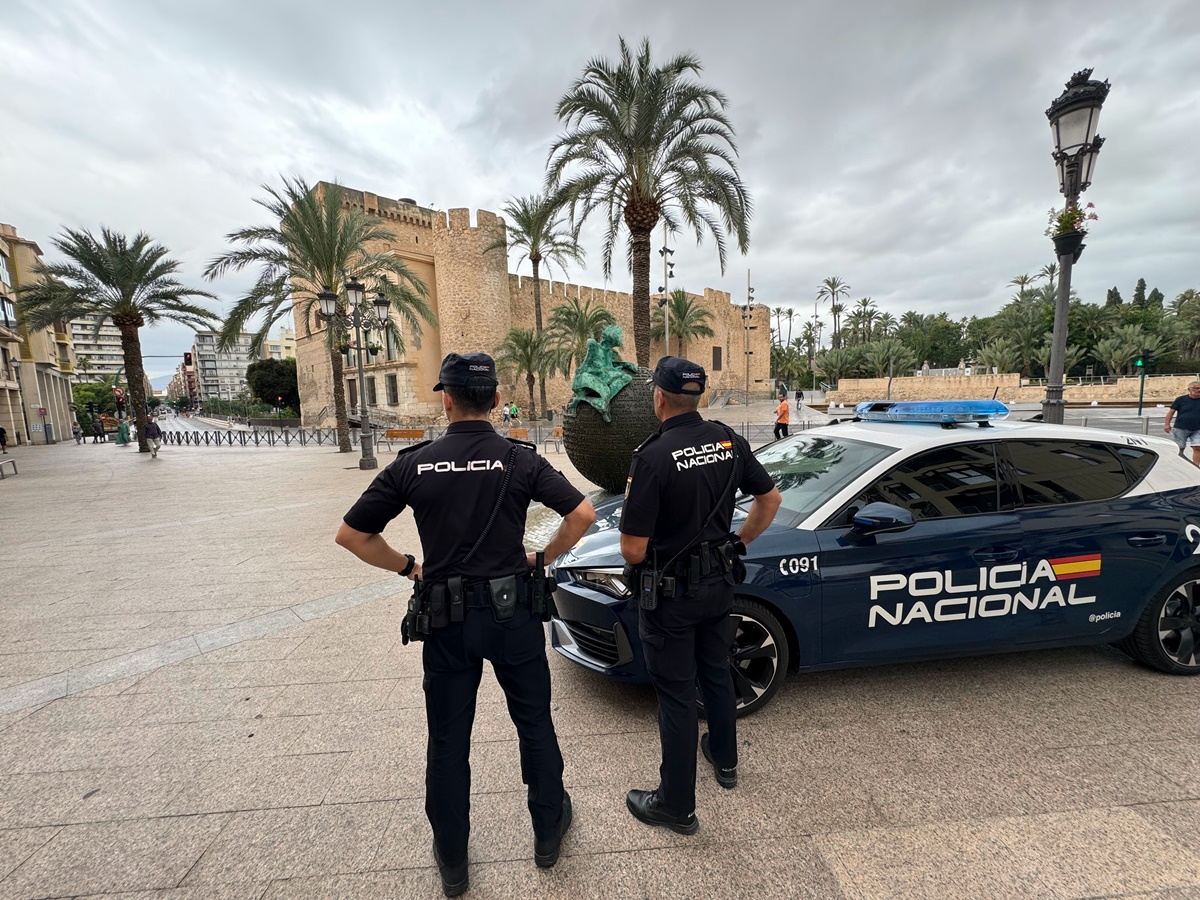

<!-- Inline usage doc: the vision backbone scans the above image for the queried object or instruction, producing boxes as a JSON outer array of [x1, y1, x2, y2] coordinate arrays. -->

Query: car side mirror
[[850, 502, 915, 537]]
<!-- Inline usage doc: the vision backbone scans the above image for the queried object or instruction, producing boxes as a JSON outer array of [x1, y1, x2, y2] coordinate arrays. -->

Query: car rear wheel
[[698, 597, 790, 718], [1130, 573, 1200, 675]]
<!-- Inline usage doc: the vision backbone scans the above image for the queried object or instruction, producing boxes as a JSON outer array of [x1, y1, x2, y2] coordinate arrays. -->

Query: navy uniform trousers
[[638, 577, 738, 816], [422, 602, 565, 865]]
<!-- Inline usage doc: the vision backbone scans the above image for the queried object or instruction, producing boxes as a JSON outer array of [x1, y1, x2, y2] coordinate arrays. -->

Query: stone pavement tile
[[0, 649, 96, 679], [466, 740, 526, 795], [235, 656, 363, 688], [322, 749, 424, 804], [260, 870, 433, 899], [815, 819, 1062, 900], [378, 674, 427, 710], [263, 679, 398, 717], [352, 651, 421, 681], [1123, 740, 1200, 794], [0, 826, 59, 881], [128, 660, 264, 693], [541, 785, 703, 857], [152, 716, 311, 763], [699, 771, 884, 840], [638, 837, 846, 899], [182, 801, 395, 885], [0, 723, 181, 775], [373, 790, 537, 868], [463, 851, 647, 900], [7, 694, 159, 731], [137, 686, 286, 725], [284, 710, 424, 756], [72, 672, 147, 697], [74, 884, 269, 900], [992, 807, 1200, 897], [287, 634, 398, 660], [0, 770, 99, 827], [1128, 799, 1200, 845], [0, 814, 230, 898], [559, 732, 660, 790], [166, 752, 350, 815], [1017, 743, 1192, 813]]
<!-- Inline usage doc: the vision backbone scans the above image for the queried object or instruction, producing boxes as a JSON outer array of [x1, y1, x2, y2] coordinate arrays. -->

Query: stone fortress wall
[[295, 183, 772, 427], [828, 373, 1200, 405]]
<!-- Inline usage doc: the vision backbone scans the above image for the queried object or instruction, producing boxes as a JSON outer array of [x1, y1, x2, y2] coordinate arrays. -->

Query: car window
[[1005, 440, 1131, 506], [832, 443, 1002, 524], [749, 434, 895, 519], [1112, 445, 1156, 485]]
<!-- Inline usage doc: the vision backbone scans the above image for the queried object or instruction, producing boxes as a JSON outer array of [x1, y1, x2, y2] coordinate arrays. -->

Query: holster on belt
[[402, 579, 432, 645], [487, 574, 519, 621], [530, 551, 556, 622]]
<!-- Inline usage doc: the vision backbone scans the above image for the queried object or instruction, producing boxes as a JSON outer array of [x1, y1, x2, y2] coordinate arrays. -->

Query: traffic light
[[184, 352, 193, 366], [1143, 348, 1155, 368], [86, 401, 96, 414], [1134, 353, 1144, 369]]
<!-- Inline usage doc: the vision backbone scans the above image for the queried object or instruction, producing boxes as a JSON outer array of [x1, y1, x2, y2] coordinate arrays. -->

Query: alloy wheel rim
[[728, 612, 779, 708], [1158, 579, 1200, 668]]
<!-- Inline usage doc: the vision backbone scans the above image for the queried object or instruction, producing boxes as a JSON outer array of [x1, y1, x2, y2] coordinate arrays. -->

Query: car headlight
[[571, 567, 630, 598]]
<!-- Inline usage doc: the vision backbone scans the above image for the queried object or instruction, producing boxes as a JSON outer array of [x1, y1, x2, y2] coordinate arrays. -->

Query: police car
[[549, 401, 1200, 716]]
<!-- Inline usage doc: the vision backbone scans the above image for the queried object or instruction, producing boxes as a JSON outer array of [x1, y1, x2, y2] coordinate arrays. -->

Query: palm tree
[[75, 354, 94, 382], [771, 307, 787, 348], [205, 177, 434, 453], [816, 277, 850, 348], [651, 289, 716, 357], [796, 321, 819, 368], [494, 328, 561, 419], [548, 36, 751, 367], [842, 309, 866, 347], [1092, 337, 1133, 378], [861, 339, 916, 378], [785, 307, 796, 346], [1039, 263, 1059, 293], [875, 312, 897, 340], [1034, 337, 1085, 379], [1008, 274, 1036, 294], [548, 296, 617, 377], [18, 228, 217, 453], [814, 347, 862, 386], [486, 193, 585, 416], [975, 338, 1021, 374]]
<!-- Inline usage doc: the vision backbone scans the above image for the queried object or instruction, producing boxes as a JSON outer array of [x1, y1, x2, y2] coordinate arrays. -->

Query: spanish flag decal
[[719, 440, 733, 449], [1048, 553, 1102, 580]]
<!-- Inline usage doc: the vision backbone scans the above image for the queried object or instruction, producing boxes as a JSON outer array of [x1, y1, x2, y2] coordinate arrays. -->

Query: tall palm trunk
[[330, 347, 352, 452], [532, 257, 547, 418], [114, 317, 150, 453], [525, 372, 536, 422], [629, 229, 652, 367]]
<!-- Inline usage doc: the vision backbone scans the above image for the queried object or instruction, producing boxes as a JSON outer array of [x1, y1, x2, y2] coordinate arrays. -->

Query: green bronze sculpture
[[567, 324, 639, 423]]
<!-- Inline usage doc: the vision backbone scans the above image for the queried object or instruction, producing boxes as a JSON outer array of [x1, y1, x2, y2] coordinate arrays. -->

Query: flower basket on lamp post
[[1051, 229, 1086, 262]]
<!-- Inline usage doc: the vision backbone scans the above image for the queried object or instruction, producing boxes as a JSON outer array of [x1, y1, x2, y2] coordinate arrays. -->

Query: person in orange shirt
[[774, 392, 790, 441]]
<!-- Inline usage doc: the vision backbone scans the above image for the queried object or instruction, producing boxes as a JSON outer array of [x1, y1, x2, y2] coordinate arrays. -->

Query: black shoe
[[625, 789, 699, 835], [701, 732, 738, 789], [432, 840, 469, 897], [534, 791, 573, 868]]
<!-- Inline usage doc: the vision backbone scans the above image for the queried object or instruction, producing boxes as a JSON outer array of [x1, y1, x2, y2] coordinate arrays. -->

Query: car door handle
[[973, 547, 1020, 563], [1127, 534, 1168, 548]]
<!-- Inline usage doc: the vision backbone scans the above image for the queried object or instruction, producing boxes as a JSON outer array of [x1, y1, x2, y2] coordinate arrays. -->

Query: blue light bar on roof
[[854, 400, 1010, 423]]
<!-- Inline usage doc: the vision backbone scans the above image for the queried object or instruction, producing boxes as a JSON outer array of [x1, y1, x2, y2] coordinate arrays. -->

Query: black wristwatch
[[399, 554, 416, 577]]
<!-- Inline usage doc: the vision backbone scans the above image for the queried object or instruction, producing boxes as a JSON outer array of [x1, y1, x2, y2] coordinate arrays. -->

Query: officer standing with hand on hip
[[620, 357, 781, 834], [336, 352, 596, 897]]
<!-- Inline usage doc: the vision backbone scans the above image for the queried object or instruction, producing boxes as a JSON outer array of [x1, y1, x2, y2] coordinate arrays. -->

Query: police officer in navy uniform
[[619, 356, 781, 834], [336, 352, 596, 896]]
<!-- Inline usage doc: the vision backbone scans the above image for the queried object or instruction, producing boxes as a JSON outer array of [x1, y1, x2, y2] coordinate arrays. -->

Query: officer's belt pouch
[[487, 575, 519, 621], [426, 584, 450, 630], [447, 576, 465, 624]]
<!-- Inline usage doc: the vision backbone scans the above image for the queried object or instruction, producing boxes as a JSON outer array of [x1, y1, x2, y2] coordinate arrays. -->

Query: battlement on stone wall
[[436, 208, 506, 235], [322, 183, 435, 228]]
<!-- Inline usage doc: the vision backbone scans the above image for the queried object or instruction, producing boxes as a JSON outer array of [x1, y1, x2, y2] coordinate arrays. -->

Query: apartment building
[[192, 330, 255, 400], [260, 326, 296, 361], [69, 316, 125, 382]]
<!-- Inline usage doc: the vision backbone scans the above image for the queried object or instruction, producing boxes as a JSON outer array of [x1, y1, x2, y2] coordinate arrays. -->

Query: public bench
[[542, 426, 563, 452], [377, 428, 426, 451], [508, 427, 530, 442], [0, 457, 17, 479]]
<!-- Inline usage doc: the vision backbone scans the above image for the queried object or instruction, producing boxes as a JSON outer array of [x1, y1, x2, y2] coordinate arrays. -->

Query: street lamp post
[[657, 226, 675, 356], [318, 279, 390, 470], [1042, 68, 1110, 425]]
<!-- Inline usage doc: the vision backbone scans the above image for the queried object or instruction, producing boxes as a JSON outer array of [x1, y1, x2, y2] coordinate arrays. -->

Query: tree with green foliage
[[548, 37, 751, 367], [18, 228, 217, 453], [814, 347, 861, 385], [651, 290, 715, 357], [1146, 288, 1164, 309], [1105, 286, 1123, 306], [72, 378, 119, 432], [975, 338, 1021, 374], [816, 277, 851, 349], [245, 358, 299, 411], [1132, 278, 1148, 308], [494, 328, 562, 419], [486, 193, 585, 414], [548, 297, 616, 377], [861, 339, 915, 378], [206, 177, 434, 452]]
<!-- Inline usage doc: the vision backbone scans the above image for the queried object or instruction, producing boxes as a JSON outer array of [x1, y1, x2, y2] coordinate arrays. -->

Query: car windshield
[[743, 434, 896, 518]]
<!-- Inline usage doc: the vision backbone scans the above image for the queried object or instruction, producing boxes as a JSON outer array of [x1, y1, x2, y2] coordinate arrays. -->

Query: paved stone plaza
[[2, 440, 1200, 899]]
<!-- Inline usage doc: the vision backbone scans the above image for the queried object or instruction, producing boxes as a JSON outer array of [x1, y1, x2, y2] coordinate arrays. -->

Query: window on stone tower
[[386, 374, 398, 405], [712, 346, 723, 371]]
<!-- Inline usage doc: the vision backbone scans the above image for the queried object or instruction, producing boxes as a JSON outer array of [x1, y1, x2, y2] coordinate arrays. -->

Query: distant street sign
[[37, 407, 47, 416]]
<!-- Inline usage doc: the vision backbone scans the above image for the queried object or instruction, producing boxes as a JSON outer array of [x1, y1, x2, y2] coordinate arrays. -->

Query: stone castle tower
[[294, 183, 771, 426]]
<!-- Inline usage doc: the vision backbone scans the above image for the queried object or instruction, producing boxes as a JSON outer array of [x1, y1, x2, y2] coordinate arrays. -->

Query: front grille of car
[[559, 619, 621, 666]]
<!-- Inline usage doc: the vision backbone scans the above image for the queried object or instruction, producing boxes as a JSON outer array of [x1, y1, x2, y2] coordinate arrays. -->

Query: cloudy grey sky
[[2, 0, 1197, 380]]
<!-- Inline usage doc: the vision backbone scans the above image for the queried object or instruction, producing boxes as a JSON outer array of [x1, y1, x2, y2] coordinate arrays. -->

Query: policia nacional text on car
[[335, 352, 595, 897], [619, 357, 782, 834]]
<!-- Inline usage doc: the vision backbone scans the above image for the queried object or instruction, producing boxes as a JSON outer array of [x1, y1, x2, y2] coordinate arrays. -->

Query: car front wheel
[[698, 597, 791, 718], [1130, 573, 1200, 675]]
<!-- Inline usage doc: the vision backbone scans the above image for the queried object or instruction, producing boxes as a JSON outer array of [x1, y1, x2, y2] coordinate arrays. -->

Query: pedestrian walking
[[144, 417, 163, 458], [1165, 380, 1200, 466], [619, 356, 781, 835], [336, 351, 595, 896], [795, 388, 803, 410], [774, 391, 790, 441], [72, 421, 82, 444], [502, 404, 511, 425], [116, 419, 131, 446], [0, 424, 7, 453], [92, 419, 105, 443], [509, 402, 521, 425]]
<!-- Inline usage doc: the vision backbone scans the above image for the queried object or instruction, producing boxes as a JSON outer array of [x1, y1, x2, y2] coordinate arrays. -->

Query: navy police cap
[[648, 356, 707, 394], [433, 352, 499, 391]]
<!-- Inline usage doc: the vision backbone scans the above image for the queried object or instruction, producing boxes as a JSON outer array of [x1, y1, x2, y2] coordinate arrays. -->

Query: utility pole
[[744, 269, 754, 405], [657, 225, 674, 356]]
